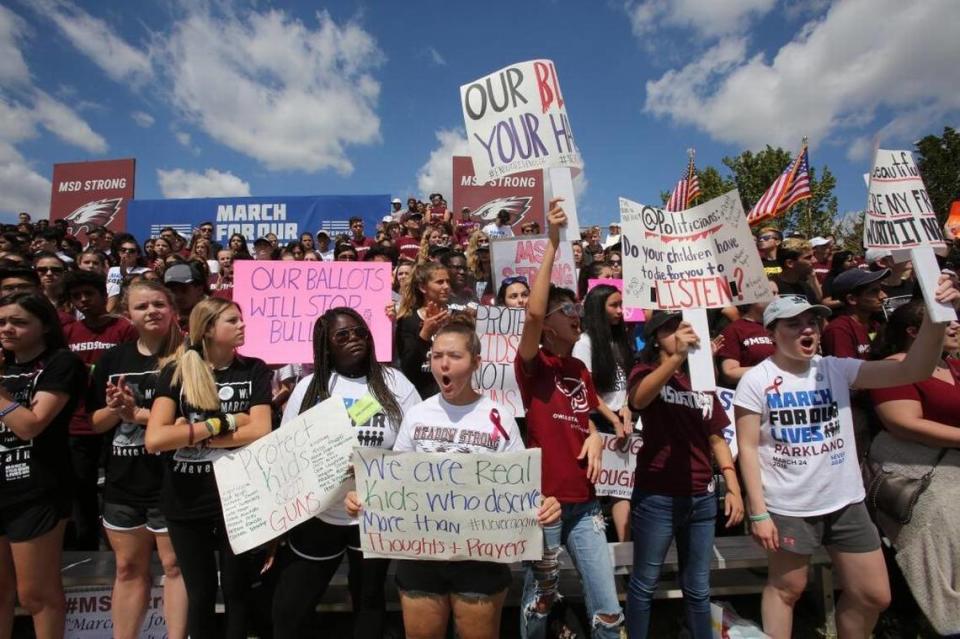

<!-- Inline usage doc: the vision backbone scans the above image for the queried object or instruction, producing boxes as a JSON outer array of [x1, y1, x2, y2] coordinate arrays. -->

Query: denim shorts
[[771, 501, 880, 555], [396, 559, 511, 599]]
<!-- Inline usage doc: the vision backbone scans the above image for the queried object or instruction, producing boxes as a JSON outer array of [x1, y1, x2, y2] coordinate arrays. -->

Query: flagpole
[[801, 136, 812, 235]]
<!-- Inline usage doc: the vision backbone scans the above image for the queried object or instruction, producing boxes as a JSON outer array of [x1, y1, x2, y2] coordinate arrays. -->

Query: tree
[[915, 126, 960, 226]]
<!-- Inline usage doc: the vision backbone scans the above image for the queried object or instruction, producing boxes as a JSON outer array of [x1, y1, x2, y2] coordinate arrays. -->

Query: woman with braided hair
[[271, 307, 420, 638]]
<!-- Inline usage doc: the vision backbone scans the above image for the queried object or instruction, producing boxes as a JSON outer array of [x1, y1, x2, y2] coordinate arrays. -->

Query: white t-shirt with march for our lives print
[[734, 355, 864, 517]]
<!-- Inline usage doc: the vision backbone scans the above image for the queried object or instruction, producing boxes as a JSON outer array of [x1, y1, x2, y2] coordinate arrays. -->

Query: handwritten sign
[[587, 278, 645, 322], [595, 434, 643, 499], [620, 191, 770, 311], [461, 59, 582, 183], [64, 585, 166, 638], [490, 235, 577, 292], [354, 448, 543, 563], [233, 260, 393, 364], [473, 306, 525, 417], [214, 397, 356, 554]]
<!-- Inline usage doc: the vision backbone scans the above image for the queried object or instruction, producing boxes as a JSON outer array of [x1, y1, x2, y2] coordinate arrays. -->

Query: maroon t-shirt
[[717, 318, 774, 367], [822, 314, 874, 359], [427, 206, 448, 225], [515, 348, 599, 503], [870, 359, 960, 428], [454, 220, 480, 247], [397, 235, 421, 262], [64, 316, 138, 435], [813, 257, 831, 284], [350, 236, 376, 260], [628, 364, 728, 496]]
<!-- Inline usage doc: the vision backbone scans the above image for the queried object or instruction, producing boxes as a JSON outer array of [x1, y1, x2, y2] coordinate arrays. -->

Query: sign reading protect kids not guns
[[620, 191, 771, 311], [354, 448, 543, 563], [461, 59, 582, 183], [474, 306, 525, 417]]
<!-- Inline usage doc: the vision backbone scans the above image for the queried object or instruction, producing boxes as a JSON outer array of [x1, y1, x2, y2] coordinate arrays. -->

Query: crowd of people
[[0, 196, 959, 639]]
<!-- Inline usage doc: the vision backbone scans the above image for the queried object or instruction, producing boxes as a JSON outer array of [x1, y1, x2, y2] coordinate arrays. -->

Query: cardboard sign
[[549, 167, 581, 242], [452, 155, 545, 232], [490, 235, 576, 292], [620, 191, 771, 311], [460, 59, 582, 183], [64, 585, 166, 638], [473, 306, 525, 417], [587, 278, 645, 322], [233, 260, 393, 364], [49, 158, 136, 244], [354, 448, 543, 563], [214, 397, 357, 554], [863, 149, 947, 254]]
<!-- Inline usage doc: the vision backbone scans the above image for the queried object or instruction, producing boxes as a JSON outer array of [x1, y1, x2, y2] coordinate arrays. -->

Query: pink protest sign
[[587, 278, 646, 322], [233, 260, 393, 364]]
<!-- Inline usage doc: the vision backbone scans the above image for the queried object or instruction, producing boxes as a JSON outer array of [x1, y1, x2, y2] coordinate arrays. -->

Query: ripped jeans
[[520, 500, 623, 639]]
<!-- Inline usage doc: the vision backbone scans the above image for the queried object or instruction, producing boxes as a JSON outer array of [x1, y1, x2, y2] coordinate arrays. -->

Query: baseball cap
[[608, 221, 621, 228], [831, 268, 890, 298], [643, 311, 682, 337], [391, 198, 402, 204], [401, 211, 423, 224], [164, 263, 201, 286], [864, 248, 892, 263], [810, 236, 830, 248], [763, 295, 831, 328], [315, 230, 330, 239], [381, 215, 393, 223]]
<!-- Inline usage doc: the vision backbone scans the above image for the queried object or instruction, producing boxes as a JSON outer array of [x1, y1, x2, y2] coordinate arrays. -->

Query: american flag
[[665, 162, 701, 212], [747, 145, 812, 226]]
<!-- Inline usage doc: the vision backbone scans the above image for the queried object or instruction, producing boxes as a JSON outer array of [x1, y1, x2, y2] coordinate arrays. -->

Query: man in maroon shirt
[[822, 268, 889, 359], [348, 216, 376, 260], [397, 211, 423, 262], [63, 271, 138, 549], [811, 236, 832, 284], [453, 206, 479, 248]]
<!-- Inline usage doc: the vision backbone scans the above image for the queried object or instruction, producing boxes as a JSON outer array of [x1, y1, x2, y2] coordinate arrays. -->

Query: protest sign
[[595, 434, 642, 499], [354, 448, 543, 563], [233, 260, 393, 364], [460, 59, 582, 183], [64, 585, 166, 638], [548, 167, 581, 241], [490, 235, 576, 292], [452, 155, 544, 232], [715, 386, 738, 460], [587, 278, 645, 322], [619, 191, 771, 311], [50, 158, 136, 245], [127, 194, 388, 244], [473, 306, 525, 417], [214, 397, 356, 554]]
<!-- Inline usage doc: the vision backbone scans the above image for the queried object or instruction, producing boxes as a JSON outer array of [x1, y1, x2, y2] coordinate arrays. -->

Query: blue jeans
[[520, 500, 623, 639], [626, 491, 717, 639]]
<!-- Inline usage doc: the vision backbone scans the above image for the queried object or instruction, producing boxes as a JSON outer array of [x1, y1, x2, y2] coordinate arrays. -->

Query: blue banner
[[126, 194, 390, 245]]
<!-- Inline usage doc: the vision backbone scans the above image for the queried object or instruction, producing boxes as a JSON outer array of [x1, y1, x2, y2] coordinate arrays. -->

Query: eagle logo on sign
[[63, 198, 122, 236], [471, 196, 533, 225]]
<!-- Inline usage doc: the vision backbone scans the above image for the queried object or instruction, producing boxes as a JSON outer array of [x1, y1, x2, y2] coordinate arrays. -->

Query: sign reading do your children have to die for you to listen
[[619, 191, 771, 311]]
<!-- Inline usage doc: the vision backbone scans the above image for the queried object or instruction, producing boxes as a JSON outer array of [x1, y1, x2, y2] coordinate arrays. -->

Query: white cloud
[[416, 128, 469, 200], [0, 5, 30, 85], [175, 131, 191, 147], [627, 0, 775, 38], [30, 0, 152, 84], [0, 142, 50, 216], [157, 168, 251, 199], [131, 110, 154, 127], [644, 0, 960, 153], [33, 91, 107, 153], [158, 8, 383, 174], [427, 47, 446, 66]]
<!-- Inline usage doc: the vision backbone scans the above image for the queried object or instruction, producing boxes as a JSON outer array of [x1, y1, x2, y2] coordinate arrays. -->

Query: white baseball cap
[[763, 295, 831, 328], [810, 236, 830, 247], [864, 248, 892, 263]]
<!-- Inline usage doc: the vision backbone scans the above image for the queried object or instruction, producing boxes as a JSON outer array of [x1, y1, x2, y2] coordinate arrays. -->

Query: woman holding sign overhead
[[346, 317, 560, 639], [271, 307, 420, 639], [145, 297, 273, 639]]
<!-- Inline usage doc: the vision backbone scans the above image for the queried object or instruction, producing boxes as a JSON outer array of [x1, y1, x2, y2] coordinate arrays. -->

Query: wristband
[[720, 465, 736, 474], [187, 422, 195, 446], [204, 418, 221, 438], [224, 413, 237, 433], [749, 512, 771, 522], [0, 401, 20, 419]]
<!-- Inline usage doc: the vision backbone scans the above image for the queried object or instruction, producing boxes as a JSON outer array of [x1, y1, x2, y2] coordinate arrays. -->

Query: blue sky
[[1, 0, 957, 228]]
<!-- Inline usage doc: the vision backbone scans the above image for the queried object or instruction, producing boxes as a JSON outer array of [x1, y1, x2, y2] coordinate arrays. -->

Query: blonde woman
[[395, 262, 451, 398], [465, 230, 492, 301]]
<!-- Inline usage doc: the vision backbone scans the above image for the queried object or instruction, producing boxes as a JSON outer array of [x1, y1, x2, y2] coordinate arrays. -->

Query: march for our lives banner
[[127, 194, 389, 244]]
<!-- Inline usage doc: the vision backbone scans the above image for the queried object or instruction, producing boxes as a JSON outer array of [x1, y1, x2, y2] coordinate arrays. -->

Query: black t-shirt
[[155, 356, 272, 522], [775, 277, 819, 304], [396, 314, 439, 398], [86, 341, 164, 507], [0, 349, 85, 506]]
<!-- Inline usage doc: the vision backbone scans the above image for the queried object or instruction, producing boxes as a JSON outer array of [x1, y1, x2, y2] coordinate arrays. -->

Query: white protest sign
[[620, 191, 771, 311], [595, 434, 642, 499], [354, 448, 543, 563], [461, 59, 582, 184], [473, 305, 526, 417], [548, 167, 581, 241], [683, 307, 716, 391], [214, 397, 356, 554], [490, 235, 577, 291]]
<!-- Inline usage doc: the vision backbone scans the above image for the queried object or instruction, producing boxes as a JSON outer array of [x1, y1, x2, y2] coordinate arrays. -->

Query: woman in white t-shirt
[[271, 307, 420, 639], [735, 282, 960, 639], [346, 317, 560, 639]]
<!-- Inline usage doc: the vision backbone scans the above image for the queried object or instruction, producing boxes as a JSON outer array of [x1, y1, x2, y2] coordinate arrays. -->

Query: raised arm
[[517, 198, 566, 364]]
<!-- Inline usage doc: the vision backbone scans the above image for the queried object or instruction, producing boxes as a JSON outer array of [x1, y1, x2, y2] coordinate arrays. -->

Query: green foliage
[[915, 126, 960, 226]]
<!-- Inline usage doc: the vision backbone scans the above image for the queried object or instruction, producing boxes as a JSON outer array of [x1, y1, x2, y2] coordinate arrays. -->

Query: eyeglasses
[[199, 226, 213, 233], [502, 275, 528, 287], [35, 266, 65, 275], [546, 302, 582, 318], [757, 235, 777, 241], [331, 325, 369, 345]]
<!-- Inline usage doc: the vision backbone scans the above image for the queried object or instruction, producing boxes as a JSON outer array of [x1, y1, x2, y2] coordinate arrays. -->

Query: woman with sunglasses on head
[[496, 275, 530, 309], [346, 317, 560, 639], [735, 278, 960, 639], [396, 262, 451, 398], [272, 308, 420, 638], [0, 293, 86, 639], [145, 297, 273, 639], [88, 280, 187, 639]]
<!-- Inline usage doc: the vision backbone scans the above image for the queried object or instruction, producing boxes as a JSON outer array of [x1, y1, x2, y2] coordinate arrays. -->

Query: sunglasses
[[757, 235, 777, 241], [502, 275, 528, 287], [199, 227, 213, 232], [35, 266, 65, 274], [331, 325, 369, 345], [118, 247, 138, 254], [546, 302, 582, 318]]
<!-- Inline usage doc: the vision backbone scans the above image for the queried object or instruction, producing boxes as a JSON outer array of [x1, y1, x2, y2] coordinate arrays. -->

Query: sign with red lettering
[[473, 305, 525, 417], [214, 397, 356, 554], [460, 59, 582, 183], [50, 158, 135, 244], [620, 191, 771, 311], [490, 235, 576, 292], [452, 155, 545, 233]]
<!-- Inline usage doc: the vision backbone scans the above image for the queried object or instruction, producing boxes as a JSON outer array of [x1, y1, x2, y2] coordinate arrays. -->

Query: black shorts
[[287, 517, 361, 560], [395, 559, 511, 598], [102, 501, 168, 534], [0, 496, 70, 542]]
